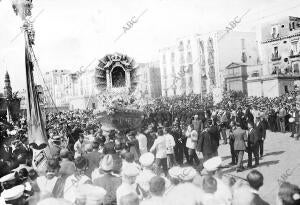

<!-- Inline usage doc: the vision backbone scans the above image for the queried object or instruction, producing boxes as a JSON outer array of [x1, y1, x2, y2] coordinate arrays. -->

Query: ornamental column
[[125, 70, 131, 89], [106, 70, 111, 90]]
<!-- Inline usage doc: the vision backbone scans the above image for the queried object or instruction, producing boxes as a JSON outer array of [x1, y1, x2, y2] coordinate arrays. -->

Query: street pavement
[[218, 130, 300, 204]]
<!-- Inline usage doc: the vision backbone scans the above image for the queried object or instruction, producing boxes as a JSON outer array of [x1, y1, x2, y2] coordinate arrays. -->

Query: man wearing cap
[[116, 164, 140, 205], [150, 127, 168, 176], [48, 135, 62, 158], [255, 115, 266, 158], [94, 154, 122, 205], [136, 152, 156, 199], [192, 115, 201, 133], [74, 134, 86, 159], [198, 125, 218, 162], [136, 128, 148, 155], [207, 119, 220, 157], [0, 185, 26, 205], [247, 122, 259, 168], [232, 122, 247, 172], [202, 156, 232, 205]]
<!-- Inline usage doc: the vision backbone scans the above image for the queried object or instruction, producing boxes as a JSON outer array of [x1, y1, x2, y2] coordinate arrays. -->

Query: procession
[[1, 0, 300, 205]]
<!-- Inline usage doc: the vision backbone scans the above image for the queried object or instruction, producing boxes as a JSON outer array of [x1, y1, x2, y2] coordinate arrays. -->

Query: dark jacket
[[84, 151, 103, 177], [94, 173, 122, 205], [248, 128, 259, 145], [232, 127, 247, 151], [252, 193, 270, 205], [197, 129, 217, 154], [207, 125, 220, 148], [255, 121, 266, 140]]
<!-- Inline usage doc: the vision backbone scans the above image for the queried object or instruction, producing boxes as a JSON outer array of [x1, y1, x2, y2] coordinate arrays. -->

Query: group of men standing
[[229, 115, 266, 172]]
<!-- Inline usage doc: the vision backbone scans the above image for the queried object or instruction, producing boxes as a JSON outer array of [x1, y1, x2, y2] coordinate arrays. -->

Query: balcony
[[290, 50, 300, 58], [271, 53, 281, 61]]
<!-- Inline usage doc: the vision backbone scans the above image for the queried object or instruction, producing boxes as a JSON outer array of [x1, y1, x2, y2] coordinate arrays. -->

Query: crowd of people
[[0, 91, 299, 205]]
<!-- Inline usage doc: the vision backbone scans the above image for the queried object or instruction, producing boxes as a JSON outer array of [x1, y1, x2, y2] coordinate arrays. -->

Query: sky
[[0, 0, 300, 91]]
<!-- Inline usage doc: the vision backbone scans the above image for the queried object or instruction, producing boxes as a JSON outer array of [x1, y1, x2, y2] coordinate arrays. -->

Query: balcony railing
[[290, 50, 300, 58], [271, 53, 281, 61]]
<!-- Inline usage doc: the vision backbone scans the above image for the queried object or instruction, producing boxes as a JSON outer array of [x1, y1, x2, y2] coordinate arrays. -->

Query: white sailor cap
[[203, 156, 222, 172], [0, 173, 16, 183], [1, 185, 24, 201], [122, 164, 140, 177], [78, 184, 107, 205], [139, 152, 155, 167], [179, 167, 197, 181], [168, 166, 182, 179]]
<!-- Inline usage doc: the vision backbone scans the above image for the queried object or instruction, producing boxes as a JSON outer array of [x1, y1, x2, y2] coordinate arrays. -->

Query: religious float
[[94, 53, 144, 134]]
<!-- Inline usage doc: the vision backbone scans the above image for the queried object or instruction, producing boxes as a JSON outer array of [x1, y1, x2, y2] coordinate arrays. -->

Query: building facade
[[44, 69, 71, 108], [159, 31, 259, 97], [247, 16, 300, 97], [136, 62, 162, 98]]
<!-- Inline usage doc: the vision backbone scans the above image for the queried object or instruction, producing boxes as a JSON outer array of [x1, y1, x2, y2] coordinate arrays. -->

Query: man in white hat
[[136, 152, 156, 199], [116, 164, 140, 205], [76, 184, 107, 205], [94, 154, 121, 205], [164, 166, 182, 196], [202, 156, 232, 205], [0, 185, 26, 205]]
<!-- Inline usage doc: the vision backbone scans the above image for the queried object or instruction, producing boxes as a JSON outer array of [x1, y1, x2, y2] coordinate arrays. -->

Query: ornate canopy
[[95, 53, 138, 92]]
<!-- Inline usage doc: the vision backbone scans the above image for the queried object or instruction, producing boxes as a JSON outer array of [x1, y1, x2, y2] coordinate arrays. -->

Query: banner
[[25, 35, 50, 171]]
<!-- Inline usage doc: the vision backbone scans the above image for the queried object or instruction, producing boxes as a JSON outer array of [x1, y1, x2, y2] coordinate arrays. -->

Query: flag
[[25, 36, 50, 172], [6, 106, 12, 123]]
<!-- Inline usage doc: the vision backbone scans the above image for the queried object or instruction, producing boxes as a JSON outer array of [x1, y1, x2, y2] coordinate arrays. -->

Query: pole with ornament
[[11, 0, 51, 171]]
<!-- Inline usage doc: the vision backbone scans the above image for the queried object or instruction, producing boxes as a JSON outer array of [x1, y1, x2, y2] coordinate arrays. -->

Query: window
[[294, 63, 299, 74], [163, 67, 167, 76], [271, 26, 278, 38], [162, 55, 166, 64], [273, 47, 279, 58], [187, 40, 191, 50], [284, 85, 289, 93], [179, 41, 184, 51], [187, 52, 192, 64], [171, 52, 175, 63], [292, 41, 298, 54]]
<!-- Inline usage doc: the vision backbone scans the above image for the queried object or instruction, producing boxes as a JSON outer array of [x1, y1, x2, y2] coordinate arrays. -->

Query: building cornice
[[261, 32, 300, 44]]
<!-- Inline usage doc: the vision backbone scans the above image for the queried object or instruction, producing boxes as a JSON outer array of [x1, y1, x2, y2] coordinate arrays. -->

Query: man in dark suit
[[228, 121, 237, 165], [247, 122, 259, 168], [232, 122, 247, 172], [255, 116, 266, 158], [247, 170, 270, 205], [197, 126, 218, 162], [207, 119, 220, 156]]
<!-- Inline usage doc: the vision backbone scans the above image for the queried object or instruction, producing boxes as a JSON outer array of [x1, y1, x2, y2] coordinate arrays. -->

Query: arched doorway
[[111, 66, 126, 87]]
